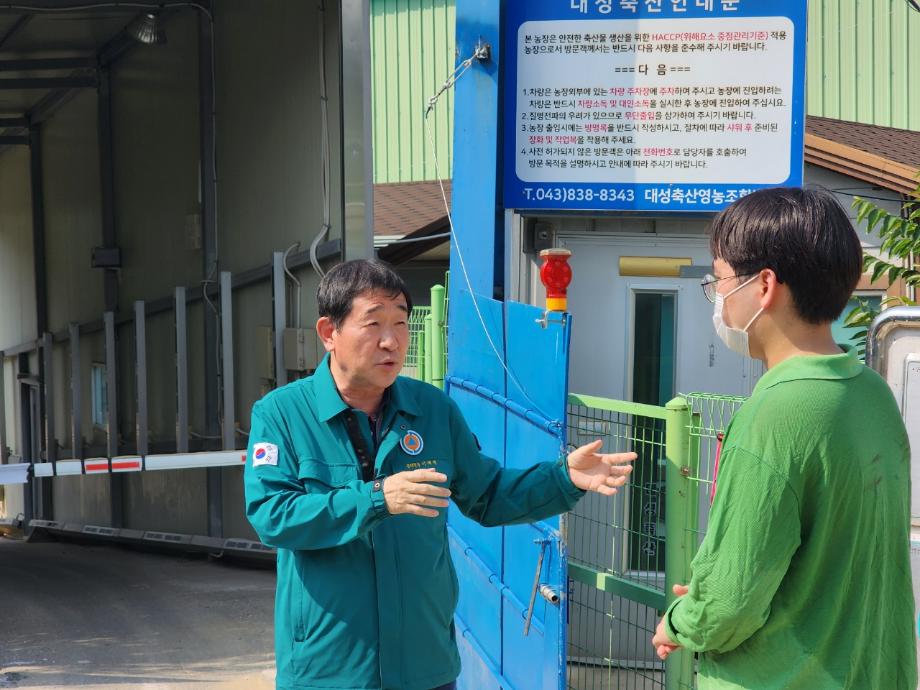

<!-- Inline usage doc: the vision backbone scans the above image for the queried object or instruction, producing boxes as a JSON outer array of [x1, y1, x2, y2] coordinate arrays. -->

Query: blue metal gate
[[447, 287, 572, 690]]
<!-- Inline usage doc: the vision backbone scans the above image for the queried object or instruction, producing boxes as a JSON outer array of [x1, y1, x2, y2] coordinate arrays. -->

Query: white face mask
[[712, 275, 764, 357]]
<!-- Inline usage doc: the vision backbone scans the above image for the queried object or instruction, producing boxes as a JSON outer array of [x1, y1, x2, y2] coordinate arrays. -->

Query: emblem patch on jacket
[[400, 430, 424, 456], [252, 442, 279, 467]]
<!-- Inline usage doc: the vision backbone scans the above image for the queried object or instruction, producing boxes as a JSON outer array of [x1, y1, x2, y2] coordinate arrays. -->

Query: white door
[[558, 233, 761, 402]]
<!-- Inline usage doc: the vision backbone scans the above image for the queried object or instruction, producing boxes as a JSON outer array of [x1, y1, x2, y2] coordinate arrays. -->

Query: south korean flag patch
[[252, 442, 279, 468]]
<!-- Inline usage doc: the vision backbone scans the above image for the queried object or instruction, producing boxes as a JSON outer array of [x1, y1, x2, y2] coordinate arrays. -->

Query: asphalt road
[[0, 536, 277, 689]]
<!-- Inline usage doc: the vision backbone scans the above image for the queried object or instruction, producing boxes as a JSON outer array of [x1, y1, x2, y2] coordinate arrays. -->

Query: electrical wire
[[309, 0, 332, 278], [0, 2, 211, 15], [423, 46, 563, 439], [376, 231, 451, 247], [282, 242, 302, 329]]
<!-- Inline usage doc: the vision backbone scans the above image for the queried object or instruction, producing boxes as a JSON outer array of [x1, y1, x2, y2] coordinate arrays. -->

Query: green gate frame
[[565, 392, 746, 690]]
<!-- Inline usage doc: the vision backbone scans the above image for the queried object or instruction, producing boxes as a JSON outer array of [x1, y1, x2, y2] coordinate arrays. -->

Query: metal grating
[[565, 392, 747, 690], [403, 305, 432, 381], [565, 397, 669, 690], [683, 393, 747, 555]]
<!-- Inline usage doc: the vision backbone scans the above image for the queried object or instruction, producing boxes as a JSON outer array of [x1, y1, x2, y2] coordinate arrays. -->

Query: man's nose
[[379, 330, 399, 351]]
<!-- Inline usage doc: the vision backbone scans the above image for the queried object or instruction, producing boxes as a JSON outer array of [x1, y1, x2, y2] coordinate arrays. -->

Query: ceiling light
[[128, 12, 166, 45]]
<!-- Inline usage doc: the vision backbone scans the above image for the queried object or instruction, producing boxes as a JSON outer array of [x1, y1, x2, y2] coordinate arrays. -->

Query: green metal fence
[[403, 278, 449, 388], [405, 306, 432, 381], [565, 392, 747, 690]]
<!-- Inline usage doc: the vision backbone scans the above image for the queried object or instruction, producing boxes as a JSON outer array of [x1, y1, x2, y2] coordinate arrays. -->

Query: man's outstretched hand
[[566, 439, 635, 495]]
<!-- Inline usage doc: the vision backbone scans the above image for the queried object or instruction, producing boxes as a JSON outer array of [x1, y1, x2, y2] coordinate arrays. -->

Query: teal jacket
[[244, 355, 584, 690]]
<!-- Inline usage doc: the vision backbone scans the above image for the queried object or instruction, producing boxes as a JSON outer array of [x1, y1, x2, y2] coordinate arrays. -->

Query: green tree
[[843, 182, 920, 357]]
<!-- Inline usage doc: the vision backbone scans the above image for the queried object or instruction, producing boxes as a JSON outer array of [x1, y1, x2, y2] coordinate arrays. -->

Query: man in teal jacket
[[245, 260, 635, 690], [651, 188, 917, 688]]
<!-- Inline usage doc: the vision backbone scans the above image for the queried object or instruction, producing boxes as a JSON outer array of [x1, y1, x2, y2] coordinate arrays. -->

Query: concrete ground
[[567, 664, 664, 690], [0, 536, 277, 689]]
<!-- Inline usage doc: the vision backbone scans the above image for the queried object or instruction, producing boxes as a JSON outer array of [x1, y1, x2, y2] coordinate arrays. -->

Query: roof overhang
[[805, 132, 919, 197]]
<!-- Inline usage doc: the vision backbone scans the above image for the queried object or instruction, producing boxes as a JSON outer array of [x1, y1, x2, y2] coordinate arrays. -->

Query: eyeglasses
[[700, 273, 755, 303]]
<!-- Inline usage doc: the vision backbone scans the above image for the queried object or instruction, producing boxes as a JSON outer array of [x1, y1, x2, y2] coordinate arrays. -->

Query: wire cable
[[282, 242, 302, 329], [309, 0, 332, 278], [423, 47, 563, 440]]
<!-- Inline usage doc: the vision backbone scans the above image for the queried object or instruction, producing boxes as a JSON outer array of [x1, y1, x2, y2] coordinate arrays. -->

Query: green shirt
[[244, 355, 584, 690], [666, 351, 917, 689]]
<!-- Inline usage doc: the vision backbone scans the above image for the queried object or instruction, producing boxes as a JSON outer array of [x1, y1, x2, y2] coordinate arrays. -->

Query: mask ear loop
[[742, 306, 765, 333], [723, 273, 760, 299], [723, 274, 764, 333]]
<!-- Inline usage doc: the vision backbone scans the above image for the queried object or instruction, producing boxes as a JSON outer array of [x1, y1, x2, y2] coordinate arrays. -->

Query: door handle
[[524, 539, 549, 636]]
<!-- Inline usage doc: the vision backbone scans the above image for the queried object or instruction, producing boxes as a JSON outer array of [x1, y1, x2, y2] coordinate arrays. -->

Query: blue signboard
[[503, 0, 808, 212]]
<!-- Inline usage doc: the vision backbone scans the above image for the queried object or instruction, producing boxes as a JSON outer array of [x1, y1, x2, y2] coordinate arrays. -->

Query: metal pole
[[97, 66, 118, 313], [417, 329, 427, 384], [39, 334, 55, 521], [134, 301, 148, 457], [69, 323, 82, 459], [272, 252, 287, 388], [18, 354, 34, 529], [0, 355, 6, 464], [664, 396, 694, 690], [29, 123, 53, 519], [867, 306, 920, 375], [340, 0, 374, 260], [175, 287, 189, 453], [430, 285, 446, 390], [104, 312, 117, 458], [29, 125, 47, 336], [199, 10, 222, 540], [41, 332, 55, 465], [220, 272, 235, 450], [105, 311, 123, 528], [423, 314, 434, 387]]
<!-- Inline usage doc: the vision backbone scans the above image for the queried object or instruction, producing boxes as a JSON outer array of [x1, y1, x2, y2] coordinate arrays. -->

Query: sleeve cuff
[[664, 598, 685, 645], [556, 456, 587, 503], [366, 480, 390, 519]]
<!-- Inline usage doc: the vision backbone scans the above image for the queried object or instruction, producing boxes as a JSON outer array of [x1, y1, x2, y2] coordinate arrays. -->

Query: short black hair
[[317, 259, 413, 329], [709, 187, 863, 324]]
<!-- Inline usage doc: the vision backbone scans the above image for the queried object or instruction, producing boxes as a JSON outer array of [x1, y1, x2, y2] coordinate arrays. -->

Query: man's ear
[[759, 268, 782, 310], [316, 316, 336, 353]]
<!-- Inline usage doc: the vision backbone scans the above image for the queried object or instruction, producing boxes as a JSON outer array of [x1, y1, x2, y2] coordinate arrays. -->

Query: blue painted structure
[[448, 3, 573, 689], [447, 293, 572, 690]]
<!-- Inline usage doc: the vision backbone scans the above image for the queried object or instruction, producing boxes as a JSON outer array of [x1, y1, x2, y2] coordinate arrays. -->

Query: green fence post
[[665, 396, 695, 690], [423, 314, 434, 386], [430, 284, 445, 389], [417, 328, 427, 384]]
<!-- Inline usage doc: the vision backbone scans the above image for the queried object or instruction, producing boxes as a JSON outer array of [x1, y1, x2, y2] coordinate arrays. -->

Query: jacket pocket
[[298, 458, 358, 488]]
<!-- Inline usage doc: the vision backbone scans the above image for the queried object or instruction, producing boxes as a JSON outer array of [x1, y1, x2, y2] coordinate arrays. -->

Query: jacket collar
[[314, 354, 421, 422]]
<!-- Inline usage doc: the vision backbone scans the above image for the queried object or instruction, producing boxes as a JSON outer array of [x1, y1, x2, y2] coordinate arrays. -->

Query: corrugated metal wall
[[807, 0, 920, 130], [371, 0, 455, 183], [370, 0, 919, 184]]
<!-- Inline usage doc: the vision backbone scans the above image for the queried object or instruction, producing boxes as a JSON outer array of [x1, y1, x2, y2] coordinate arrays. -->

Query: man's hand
[[382, 469, 451, 518], [566, 439, 635, 495], [652, 584, 688, 660]]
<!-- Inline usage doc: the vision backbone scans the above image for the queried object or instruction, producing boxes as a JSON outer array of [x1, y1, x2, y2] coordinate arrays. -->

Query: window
[[91, 363, 107, 428], [831, 294, 884, 349]]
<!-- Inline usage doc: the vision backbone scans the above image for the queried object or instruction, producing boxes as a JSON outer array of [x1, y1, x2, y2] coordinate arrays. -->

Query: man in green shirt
[[652, 187, 917, 689], [245, 260, 635, 690]]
